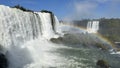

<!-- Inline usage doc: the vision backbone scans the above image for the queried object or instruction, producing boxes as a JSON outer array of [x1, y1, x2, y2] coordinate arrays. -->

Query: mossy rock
[[96, 59, 110, 68], [50, 37, 63, 43]]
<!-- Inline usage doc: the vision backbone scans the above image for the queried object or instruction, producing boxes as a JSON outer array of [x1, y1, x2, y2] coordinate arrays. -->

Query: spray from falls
[[1, 5, 120, 68], [0, 5, 62, 68], [0, 5, 61, 47]]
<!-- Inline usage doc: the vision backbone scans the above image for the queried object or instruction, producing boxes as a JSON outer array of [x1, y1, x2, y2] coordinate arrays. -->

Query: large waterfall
[[0, 5, 62, 68], [87, 21, 99, 33], [0, 5, 61, 49], [0, 5, 120, 68]]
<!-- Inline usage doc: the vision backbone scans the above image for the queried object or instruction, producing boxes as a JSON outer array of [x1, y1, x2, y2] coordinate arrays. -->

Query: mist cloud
[[63, 0, 120, 21]]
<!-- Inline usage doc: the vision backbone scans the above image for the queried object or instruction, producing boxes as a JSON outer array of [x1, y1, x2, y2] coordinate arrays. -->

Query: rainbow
[[61, 23, 87, 31], [61, 23, 115, 48], [95, 33, 115, 48]]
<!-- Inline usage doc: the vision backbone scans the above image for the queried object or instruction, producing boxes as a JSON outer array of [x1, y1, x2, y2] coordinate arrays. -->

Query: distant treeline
[[99, 18, 120, 43], [12, 5, 34, 12], [68, 18, 120, 43], [12, 5, 52, 13]]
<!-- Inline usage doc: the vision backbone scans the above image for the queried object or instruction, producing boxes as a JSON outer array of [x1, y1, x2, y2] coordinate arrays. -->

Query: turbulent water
[[0, 5, 120, 68], [0, 5, 61, 68]]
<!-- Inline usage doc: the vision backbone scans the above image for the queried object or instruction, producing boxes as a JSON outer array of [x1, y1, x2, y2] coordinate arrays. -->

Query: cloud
[[63, 0, 120, 21], [95, 0, 109, 3], [74, 1, 97, 16], [63, 1, 98, 21]]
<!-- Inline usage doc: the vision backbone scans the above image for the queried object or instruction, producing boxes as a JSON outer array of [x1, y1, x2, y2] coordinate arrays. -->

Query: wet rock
[[96, 59, 110, 68], [50, 37, 63, 43], [0, 53, 8, 68]]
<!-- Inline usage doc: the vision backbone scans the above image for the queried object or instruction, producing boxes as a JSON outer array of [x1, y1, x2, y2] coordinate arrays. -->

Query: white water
[[36, 12, 60, 39], [87, 21, 99, 33], [0, 5, 62, 68], [7, 37, 67, 68]]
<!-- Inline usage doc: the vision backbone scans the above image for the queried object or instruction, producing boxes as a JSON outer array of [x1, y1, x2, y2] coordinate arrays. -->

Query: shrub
[[12, 5, 33, 12], [40, 10, 52, 13]]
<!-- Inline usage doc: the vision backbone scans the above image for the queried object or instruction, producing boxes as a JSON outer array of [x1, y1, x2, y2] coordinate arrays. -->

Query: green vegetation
[[72, 19, 89, 27], [40, 10, 52, 13], [12, 5, 33, 12], [61, 18, 120, 50], [50, 33, 111, 50], [71, 18, 120, 43], [98, 18, 120, 43]]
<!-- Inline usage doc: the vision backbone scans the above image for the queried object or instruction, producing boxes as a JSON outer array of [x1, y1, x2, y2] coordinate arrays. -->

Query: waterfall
[[0, 5, 62, 68], [0, 5, 120, 68], [0, 5, 61, 48], [36, 12, 59, 39], [87, 21, 99, 33]]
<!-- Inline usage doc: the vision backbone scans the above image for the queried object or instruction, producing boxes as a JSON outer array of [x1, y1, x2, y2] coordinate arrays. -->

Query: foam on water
[[7, 37, 63, 68], [0, 5, 120, 68]]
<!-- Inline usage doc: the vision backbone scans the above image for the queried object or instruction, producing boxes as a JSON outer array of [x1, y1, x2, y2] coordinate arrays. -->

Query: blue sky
[[0, 0, 120, 20]]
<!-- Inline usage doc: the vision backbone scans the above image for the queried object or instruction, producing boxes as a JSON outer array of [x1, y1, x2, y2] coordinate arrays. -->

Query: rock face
[[96, 60, 110, 68], [0, 53, 8, 68]]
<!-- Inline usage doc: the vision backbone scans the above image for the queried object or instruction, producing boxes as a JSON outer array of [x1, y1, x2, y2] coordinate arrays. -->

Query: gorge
[[0, 5, 120, 68]]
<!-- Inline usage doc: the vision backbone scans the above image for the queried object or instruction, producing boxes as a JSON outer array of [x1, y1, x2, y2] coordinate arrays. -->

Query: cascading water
[[36, 12, 60, 39], [87, 21, 99, 33], [0, 5, 61, 47], [0, 5, 61, 68], [0, 5, 120, 68]]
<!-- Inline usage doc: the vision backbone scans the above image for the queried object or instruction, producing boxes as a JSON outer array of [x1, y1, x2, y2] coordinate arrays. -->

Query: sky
[[0, 0, 120, 20]]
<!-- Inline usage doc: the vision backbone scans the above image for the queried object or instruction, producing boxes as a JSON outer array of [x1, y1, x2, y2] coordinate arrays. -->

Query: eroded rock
[[0, 53, 8, 68], [96, 59, 110, 68]]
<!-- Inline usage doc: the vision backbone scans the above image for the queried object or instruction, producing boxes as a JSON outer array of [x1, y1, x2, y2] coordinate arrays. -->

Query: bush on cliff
[[12, 5, 33, 12], [40, 10, 52, 13]]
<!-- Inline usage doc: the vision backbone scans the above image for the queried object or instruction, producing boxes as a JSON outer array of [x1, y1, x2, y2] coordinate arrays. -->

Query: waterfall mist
[[0, 5, 120, 68], [0, 5, 62, 68]]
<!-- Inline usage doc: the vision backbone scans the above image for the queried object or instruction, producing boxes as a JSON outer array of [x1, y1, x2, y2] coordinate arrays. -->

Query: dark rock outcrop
[[96, 60, 110, 68], [40, 10, 52, 13], [0, 53, 8, 68]]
